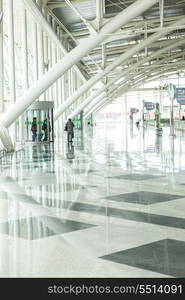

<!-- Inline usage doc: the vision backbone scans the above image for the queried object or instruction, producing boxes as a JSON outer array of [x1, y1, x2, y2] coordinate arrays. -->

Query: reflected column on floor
[[66, 143, 75, 161], [155, 134, 162, 153], [170, 136, 175, 172], [75, 128, 84, 150]]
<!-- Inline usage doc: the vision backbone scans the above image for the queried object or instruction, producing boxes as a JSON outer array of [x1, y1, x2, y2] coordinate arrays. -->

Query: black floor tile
[[106, 191, 185, 205], [107, 174, 163, 181], [67, 201, 185, 230], [101, 239, 185, 277]]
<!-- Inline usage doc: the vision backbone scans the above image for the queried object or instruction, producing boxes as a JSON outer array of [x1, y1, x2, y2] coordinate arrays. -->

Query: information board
[[176, 88, 185, 104], [144, 102, 155, 110]]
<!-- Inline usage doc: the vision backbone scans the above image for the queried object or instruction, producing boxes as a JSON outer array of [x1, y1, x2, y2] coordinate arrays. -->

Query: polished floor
[[0, 120, 185, 277]]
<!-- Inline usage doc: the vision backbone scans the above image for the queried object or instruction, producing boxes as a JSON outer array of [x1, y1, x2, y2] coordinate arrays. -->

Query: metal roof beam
[[54, 16, 185, 121], [68, 38, 185, 119]]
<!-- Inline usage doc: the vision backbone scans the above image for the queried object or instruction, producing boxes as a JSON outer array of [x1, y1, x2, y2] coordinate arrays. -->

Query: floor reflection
[[0, 215, 95, 240], [75, 129, 84, 150], [66, 143, 75, 160], [1, 121, 185, 277]]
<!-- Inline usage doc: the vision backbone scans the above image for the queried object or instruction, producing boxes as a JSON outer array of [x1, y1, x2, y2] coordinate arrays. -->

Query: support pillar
[[20, 3, 29, 143], [7, 0, 16, 144], [124, 94, 128, 151], [56, 26, 61, 137], [32, 21, 38, 83], [7, 0, 16, 104], [48, 39, 53, 101], [96, 0, 104, 30], [160, 0, 164, 27], [80, 110, 83, 131], [43, 31, 49, 100], [37, 25, 45, 100]]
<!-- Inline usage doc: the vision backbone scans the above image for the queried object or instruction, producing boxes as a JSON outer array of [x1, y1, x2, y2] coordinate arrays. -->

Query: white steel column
[[22, 7, 29, 91], [59, 27, 65, 135], [7, 0, 16, 104], [52, 19, 58, 105], [124, 93, 128, 151], [43, 7, 49, 101], [102, 43, 107, 84], [7, 0, 16, 144], [62, 74, 67, 131], [46, 14, 53, 103], [20, 3, 28, 143], [43, 31, 49, 101], [52, 42, 56, 103], [37, 24, 45, 100], [160, 0, 164, 27], [0, 0, 159, 128], [48, 39, 53, 101], [0, 0, 4, 114], [56, 25, 61, 137], [32, 21, 38, 83], [56, 49, 61, 137], [0, 1, 14, 152], [96, 0, 104, 30]]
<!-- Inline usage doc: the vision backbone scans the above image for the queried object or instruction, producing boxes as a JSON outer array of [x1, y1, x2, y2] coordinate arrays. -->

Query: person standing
[[42, 117, 51, 141], [65, 118, 75, 143], [31, 117, 37, 141]]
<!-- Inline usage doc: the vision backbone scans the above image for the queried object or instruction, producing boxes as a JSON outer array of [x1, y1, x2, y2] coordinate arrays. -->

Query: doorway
[[24, 101, 54, 143]]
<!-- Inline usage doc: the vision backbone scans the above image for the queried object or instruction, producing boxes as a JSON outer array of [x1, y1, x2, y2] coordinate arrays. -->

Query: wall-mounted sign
[[176, 88, 185, 104], [130, 108, 139, 113], [144, 102, 155, 110]]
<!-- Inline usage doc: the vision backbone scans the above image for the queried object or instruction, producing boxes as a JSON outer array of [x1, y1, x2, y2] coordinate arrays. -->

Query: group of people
[[31, 117, 75, 143], [31, 117, 76, 144], [31, 117, 51, 142]]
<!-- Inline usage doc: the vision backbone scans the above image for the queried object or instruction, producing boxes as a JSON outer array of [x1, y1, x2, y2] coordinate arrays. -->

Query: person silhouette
[[65, 118, 75, 143], [42, 117, 51, 141], [31, 117, 37, 141]]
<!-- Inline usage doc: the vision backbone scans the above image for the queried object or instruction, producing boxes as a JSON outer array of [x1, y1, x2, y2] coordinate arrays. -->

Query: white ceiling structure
[[2, 0, 185, 113], [46, 0, 185, 88]]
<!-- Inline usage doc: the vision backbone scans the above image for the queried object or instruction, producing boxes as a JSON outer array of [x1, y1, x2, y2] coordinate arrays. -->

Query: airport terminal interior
[[1, 0, 185, 278]]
